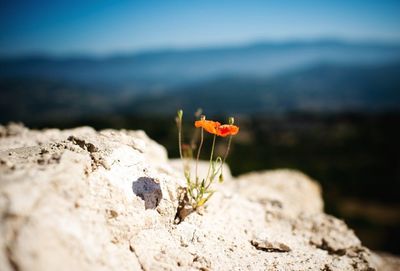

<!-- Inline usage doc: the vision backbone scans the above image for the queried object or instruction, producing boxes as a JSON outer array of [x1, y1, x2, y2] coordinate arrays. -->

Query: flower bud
[[177, 109, 183, 120], [195, 108, 203, 117], [228, 117, 235, 125]]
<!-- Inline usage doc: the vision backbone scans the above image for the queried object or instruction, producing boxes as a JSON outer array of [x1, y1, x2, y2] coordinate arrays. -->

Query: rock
[[0, 124, 398, 271], [231, 169, 324, 218], [371, 252, 400, 271], [0, 124, 182, 271]]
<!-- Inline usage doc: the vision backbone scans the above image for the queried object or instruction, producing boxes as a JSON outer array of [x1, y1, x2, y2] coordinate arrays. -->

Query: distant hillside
[[1, 61, 400, 124], [0, 78, 120, 124], [129, 62, 400, 115], [1, 39, 400, 89]]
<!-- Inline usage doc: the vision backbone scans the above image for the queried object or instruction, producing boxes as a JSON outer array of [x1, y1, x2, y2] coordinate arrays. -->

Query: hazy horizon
[[2, 37, 400, 59]]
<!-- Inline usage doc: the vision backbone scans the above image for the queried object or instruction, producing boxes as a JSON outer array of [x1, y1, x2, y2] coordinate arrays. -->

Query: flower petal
[[217, 125, 239, 137], [194, 119, 221, 135]]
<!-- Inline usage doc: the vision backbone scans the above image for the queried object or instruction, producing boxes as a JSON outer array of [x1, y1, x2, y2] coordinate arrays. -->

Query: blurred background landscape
[[1, 0, 399, 254]]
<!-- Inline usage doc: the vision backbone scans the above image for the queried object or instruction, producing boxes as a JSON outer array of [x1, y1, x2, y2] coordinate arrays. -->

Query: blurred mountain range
[[1, 39, 400, 123]]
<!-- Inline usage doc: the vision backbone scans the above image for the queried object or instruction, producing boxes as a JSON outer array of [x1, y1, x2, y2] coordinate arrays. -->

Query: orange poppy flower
[[194, 119, 221, 134], [195, 119, 239, 137], [217, 124, 239, 137]]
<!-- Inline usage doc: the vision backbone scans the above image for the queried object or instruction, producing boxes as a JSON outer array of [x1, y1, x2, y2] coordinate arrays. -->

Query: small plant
[[175, 109, 239, 216]]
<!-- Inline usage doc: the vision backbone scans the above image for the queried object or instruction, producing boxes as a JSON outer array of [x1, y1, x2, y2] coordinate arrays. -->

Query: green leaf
[[197, 197, 207, 207], [200, 179, 205, 194]]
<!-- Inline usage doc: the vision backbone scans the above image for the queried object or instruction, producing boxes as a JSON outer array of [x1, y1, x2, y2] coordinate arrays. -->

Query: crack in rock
[[311, 238, 346, 256], [251, 239, 291, 252], [67, 136, 108, 171], [67, 136, 98, 153]]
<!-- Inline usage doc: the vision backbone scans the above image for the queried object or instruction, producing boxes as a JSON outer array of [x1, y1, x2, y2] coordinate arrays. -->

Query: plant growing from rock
[[175, 109, 239, 220]]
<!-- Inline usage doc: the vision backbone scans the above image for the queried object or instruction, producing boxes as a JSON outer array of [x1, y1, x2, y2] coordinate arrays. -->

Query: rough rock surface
[[0, 123, 397, 271]]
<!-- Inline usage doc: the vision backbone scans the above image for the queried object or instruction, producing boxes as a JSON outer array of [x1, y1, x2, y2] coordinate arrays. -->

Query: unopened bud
[[195, 108, 203, 117], [228, 117, 234, 125], [177, 109, 183, 120]]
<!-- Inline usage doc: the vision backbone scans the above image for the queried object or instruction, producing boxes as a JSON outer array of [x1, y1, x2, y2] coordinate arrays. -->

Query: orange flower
[[194, 119, 221, 134], [217, 124, 239, 137], [195, 119, 239, 137]]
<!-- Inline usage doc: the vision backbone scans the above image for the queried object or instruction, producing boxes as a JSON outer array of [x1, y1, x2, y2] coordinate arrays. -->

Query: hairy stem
[[208, 135, 233, 190], [195, 127, 204, 186], [222, 135, 233, 165], [205, 134, 216, 185], [177, 121, 183, 160]]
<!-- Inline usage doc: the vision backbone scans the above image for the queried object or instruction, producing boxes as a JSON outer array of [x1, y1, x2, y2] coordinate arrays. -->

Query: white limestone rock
[[0, 124, 397, 271]]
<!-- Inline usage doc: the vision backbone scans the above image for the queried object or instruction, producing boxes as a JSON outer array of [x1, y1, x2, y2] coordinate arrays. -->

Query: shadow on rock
[[132, 177, 162, 209]]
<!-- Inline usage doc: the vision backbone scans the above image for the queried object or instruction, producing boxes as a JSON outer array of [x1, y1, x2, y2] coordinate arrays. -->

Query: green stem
[[178, 121, 183, 160], [219, 135, 233, 178], [222, 135, 233, 165], [178, 120, 191, 182], [195, 127, 204, 186], [207, 135, 232, 190], [205, 134, 216, 184]]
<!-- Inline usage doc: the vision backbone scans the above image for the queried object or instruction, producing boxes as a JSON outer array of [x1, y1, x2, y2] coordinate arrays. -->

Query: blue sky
[[1, 0, 400, 56]]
